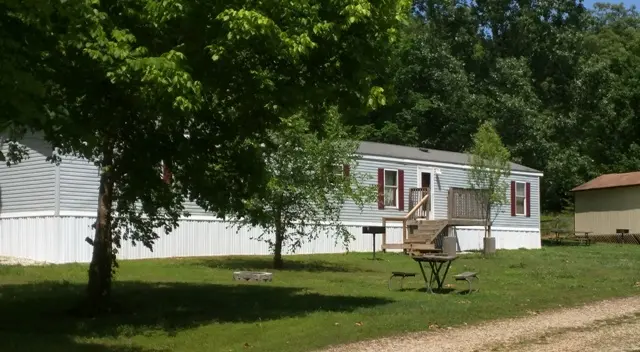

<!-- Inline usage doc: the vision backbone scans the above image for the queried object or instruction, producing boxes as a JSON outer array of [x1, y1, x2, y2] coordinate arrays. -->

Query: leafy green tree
[[468, 121, 511, 244], [352, 0, 602, 213], [0, 0, 61, 163], [357, 18, 480, 149], [40, 1, 201, 308], [235, 109, 376, 269], [1, 0, 411, 308]]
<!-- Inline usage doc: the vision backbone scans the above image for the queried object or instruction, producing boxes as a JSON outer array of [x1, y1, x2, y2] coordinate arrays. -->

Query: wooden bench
[[454, 271, 479, 293], [388, 271, 416, 290], [574, 233, 591, 246]]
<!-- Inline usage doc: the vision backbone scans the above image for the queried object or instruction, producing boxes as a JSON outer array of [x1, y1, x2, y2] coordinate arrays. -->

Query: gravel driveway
[[320, 296, 640, 352]]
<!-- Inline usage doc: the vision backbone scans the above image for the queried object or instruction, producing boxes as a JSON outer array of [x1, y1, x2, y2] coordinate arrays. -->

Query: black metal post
[[361, 227, 385, 261], [372, 233, 376, 260]]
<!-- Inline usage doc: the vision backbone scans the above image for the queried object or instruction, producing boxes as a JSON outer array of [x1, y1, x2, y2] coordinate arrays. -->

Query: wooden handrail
[[406, 193, 431, 219], [409, 187, 430, 218], [381, 193, 430, 247]]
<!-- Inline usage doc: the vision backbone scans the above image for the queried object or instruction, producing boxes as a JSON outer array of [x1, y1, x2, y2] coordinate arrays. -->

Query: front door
[[418, 170, 433, 219], [421, 172, 431, 189]]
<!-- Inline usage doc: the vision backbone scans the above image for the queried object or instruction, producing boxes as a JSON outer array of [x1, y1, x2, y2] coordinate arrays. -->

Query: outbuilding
[[571, 171, 640, 235]]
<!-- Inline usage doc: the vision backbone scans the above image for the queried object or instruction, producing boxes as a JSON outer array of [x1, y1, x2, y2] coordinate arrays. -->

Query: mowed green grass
[[1, 245, 639, 352]]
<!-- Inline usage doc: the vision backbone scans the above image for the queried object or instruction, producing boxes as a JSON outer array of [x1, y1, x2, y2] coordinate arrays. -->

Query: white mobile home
[[0, 136, 543, 263]]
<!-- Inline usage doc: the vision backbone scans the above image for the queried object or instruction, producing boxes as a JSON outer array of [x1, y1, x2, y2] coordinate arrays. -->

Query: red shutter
[[525, 182, 531, 217], [343, 164, 350, 177], [377, 168, 384, 210], [398, 169, 405, 211], [162, 163, 172, 184], [510, 181, 516, 216]]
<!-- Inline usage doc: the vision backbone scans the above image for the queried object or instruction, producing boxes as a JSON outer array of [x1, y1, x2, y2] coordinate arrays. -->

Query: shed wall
[[574, 187, 640, 234]]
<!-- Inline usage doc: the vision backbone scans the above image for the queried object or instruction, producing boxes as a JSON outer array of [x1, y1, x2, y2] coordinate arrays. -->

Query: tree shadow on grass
[[0, 280, 393, 342], [392, 287, 457, 294], [413, 287, 457, 294], [194, 256, 376, 273], [0, 333, 169, 352]]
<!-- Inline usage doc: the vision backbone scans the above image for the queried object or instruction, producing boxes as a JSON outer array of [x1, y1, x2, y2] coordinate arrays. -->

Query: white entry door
[[417, 167, 435, 220]]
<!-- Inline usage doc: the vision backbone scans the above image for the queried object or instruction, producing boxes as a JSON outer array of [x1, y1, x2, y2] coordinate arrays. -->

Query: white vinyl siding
[[0, 135, 56, 213], [59, 157, 100, 211], [58, 155, 210, 216], [339, 157, 540, 228], [0, 134, 540, 231]]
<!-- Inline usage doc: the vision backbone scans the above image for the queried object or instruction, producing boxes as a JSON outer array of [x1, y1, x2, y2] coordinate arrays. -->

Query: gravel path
[[320, 296, 640, 352]]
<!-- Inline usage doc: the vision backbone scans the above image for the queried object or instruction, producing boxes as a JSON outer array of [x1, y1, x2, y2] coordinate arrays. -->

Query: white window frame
[[329, 164, 345, 185], [515, 181, 527, 216], [384, 169, 399, 208]]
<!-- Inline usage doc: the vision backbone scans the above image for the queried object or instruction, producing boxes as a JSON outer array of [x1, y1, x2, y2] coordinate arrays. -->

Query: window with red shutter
[[383, 169, 399, 208], [398, 170, 404, 211], [510, 181, 516, 216], [514, 181, 527, 216], [525, 182, 531, 217], [377, 168, 384, 209]]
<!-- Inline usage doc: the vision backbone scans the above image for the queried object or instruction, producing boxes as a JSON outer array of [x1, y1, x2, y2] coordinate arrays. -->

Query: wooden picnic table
[[411, 253, 458, 293], [549, 229, 592, 245]]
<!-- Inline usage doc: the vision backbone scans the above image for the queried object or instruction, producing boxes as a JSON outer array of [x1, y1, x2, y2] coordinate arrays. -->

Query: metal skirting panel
[[380, 226, 542, 252], [0, 216, 59, 262], [452, 227, 542, 251], [0, 216, 405, 264]]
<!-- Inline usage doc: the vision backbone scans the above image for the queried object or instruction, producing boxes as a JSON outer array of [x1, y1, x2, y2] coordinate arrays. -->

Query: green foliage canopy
[[235, 109, 376, 268], [468, 120, 511, 236]]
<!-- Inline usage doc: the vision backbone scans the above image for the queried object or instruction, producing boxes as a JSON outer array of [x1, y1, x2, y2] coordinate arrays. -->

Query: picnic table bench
[[574, 232, 591, 245], [454, 271, 479, 293], [411, 253, 457, 294], [388, 271, 416, 290], [550, 229, 592, 246]]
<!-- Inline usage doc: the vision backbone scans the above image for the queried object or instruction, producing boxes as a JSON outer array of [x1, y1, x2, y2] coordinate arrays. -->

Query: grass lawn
[[1, 245, 639, 352]]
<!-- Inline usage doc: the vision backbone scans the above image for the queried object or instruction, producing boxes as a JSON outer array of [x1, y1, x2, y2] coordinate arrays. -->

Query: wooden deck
[[406, 218, 485, 227], [381, 187, 486, 254], [447, 218, 485, 226]]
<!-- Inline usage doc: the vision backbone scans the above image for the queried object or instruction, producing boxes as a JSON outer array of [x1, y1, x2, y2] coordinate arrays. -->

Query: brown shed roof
[[571, 171, 640, 192]]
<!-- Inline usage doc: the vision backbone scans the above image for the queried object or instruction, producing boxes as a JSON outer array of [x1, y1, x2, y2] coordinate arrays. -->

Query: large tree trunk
[[273, 217, 284, 269], [87, 145, 115, 310]]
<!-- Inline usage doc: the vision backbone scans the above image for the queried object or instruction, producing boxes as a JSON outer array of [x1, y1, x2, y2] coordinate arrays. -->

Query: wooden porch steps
[[380, 242, 442, 254], [382, 219, 450, 253], [407, 220, 449, 243], [405, 236, 433, 244], [381, 243, 404, 250], [381, 218, 486, 252]]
